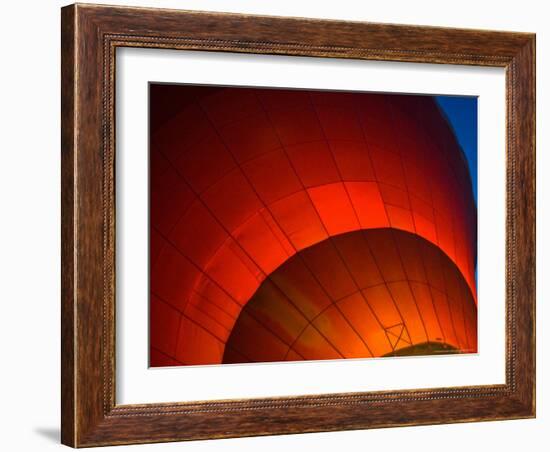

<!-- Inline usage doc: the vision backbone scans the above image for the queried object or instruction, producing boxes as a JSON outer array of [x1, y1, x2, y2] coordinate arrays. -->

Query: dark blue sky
[[435, 96, 478, 204]]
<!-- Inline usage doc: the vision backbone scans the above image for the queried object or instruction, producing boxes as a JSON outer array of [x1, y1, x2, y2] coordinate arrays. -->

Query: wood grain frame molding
[[61, 3, 535, 447]]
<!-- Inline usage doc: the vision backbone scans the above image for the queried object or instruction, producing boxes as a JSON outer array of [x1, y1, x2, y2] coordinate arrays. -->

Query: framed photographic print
[[61, 3, 536, 447]]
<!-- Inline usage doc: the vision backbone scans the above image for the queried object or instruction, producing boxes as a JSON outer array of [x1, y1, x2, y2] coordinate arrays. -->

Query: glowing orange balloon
[[149, 86, 477, 366]]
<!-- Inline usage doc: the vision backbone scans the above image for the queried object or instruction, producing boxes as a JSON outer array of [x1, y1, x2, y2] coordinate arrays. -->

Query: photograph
[[47, 1, 537, 448], [149, 84, 479, 367]]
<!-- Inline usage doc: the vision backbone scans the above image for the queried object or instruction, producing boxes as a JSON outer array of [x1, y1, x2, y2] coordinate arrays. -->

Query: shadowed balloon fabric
[[149, 85, 477, 367]]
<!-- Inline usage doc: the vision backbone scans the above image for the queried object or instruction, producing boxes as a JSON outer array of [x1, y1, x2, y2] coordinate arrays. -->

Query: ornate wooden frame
[[61, 3, 536, 447]]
